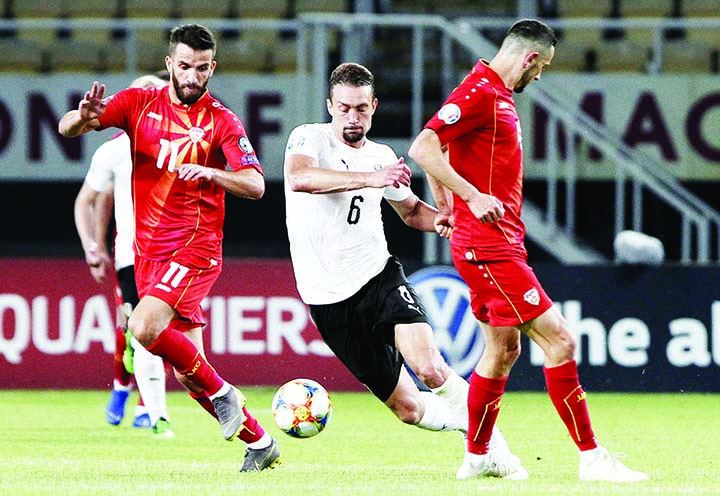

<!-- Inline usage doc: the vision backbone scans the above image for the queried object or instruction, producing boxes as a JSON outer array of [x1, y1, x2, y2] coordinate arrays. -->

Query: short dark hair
[[329, 63, 375, 100], [506, 19, 557, 49], [169, 24, 216, 57]]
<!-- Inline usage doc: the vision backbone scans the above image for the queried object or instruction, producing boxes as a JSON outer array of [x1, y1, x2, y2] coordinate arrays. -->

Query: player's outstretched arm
[[286, 154, 410, 194], [58, 81, 106, 137]]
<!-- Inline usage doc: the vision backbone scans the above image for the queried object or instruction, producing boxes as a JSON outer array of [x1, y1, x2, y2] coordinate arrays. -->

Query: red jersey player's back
[[424, 60, 525, 256], [97, 84, 263, 260]]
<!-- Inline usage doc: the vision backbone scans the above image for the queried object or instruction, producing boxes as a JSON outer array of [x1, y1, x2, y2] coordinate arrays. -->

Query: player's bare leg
[[396, 322, 527, 479]]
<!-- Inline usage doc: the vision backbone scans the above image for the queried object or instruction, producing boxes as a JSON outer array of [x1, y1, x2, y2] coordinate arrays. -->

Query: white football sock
[[247, 432, 272, 449], [416, 390, 464, 431], [431, 369, 469, 430], [113, 379, 132, 392], [131, 336, 169, 426]]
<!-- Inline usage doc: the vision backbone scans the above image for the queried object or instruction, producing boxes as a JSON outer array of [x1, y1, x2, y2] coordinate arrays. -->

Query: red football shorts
[[134, 249, 222, 332], [451, 245, 553, 327]]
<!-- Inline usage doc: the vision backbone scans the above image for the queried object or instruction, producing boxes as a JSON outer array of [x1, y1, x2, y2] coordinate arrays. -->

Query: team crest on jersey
[[188, 126, 205, 143], [238, 136, 254, 153], [286, 134, 305, 151], [438, 103, 461, 125], [523, 287, 540, 306]]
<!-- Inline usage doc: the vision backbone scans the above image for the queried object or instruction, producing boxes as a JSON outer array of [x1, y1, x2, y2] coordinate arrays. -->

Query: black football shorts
[[309, 256, 429, 402]]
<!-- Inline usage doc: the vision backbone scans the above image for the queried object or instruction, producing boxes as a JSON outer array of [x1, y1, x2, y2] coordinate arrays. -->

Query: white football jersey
[[84, 133, 134, 271], [284, 123, 411, 305]]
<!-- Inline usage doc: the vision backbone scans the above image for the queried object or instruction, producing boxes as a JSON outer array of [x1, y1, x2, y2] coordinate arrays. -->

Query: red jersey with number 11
[[424, 60, 525, 259], [96, 85, 263, 261]]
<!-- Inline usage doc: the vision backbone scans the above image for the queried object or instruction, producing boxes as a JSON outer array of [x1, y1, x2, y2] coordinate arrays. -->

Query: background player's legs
[[131, 337, 173, 437], [106, 324, 133, 425]]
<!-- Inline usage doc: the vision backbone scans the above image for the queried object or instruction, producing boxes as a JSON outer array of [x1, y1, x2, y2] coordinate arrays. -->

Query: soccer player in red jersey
[[59, 23, 280, 471], [409, 19, 648, 482]]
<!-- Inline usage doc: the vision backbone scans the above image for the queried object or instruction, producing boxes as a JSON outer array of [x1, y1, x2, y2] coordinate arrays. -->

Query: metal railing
[[297, 14, 720, 264], [459, 16, 720, 264], [1, 14, 719, 263]]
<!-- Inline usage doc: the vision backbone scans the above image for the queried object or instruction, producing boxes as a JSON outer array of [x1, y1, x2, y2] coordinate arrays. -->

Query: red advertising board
[[0, 258, 362, 392]]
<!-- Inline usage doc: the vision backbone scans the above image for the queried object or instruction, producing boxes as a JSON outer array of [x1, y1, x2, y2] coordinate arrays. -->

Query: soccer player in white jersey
[[74, 74, 174, 438], [283, 62, 526, 478]]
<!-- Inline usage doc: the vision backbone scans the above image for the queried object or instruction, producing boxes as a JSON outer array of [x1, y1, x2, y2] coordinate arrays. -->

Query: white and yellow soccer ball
[[271, 378, 332, 438]]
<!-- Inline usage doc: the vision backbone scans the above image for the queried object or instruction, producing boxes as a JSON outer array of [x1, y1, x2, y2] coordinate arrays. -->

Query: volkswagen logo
[[408, 265, 484, 379]]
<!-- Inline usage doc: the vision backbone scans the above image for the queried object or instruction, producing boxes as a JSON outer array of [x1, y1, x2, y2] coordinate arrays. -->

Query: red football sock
[[544, 360, 598, 451], [114, 326, 131, 386], [146, 328, 224, 396], [237, 407, 265, 444], [467, 372, 507, 455], [189, 391, 218, 420]]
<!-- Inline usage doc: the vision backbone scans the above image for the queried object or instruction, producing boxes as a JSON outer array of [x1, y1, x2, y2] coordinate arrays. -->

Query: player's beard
[[342, 126, 365, 144], [514, 67, 535, 94], [172, 72, 207, 105]]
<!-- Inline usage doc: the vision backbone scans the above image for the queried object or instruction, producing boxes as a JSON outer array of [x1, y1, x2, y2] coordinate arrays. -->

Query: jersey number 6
[[347, 195, 364, 225]]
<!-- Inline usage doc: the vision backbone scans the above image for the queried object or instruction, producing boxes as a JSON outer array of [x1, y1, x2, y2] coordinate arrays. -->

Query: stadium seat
[[661, 39, 713, 72], [124, 0, 179, 18], [0, 38, 47, 72], [619, 0, 673, 17], [554, 27, 603, 71], [557, 0, 613, 17], [295, 0, 348, 14], [389, 0, 512, 17], [686, 26, 720, 51], [16, 27, 57, 45], [681, 0, 718, 17], [12, 0, 65, 18], [623, 27, 662, 47], [215, 34, 274, 72], [271, 37, 298, 72], [13, 0, 119, 18], [236, 0, 289, 19], [48, 40, 104, 72], [123, 28, 171, 72], [176, 0, 235, 19], [62, 0, 121, 18], [550, 43, 591, 72], [593, 39, 650, 72], [96, 42, 131, 73]]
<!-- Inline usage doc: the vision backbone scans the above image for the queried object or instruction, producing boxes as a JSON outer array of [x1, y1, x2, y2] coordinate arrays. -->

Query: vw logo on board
[[408, 265, 484, 379]]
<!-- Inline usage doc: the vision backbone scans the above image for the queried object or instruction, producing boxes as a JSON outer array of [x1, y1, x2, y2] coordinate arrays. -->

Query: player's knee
[[504, 342, 522, 364], [127, 314, 154, 347], [555, 327, 577, 360]]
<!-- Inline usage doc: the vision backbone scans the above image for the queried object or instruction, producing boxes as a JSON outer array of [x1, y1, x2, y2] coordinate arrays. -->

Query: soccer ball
[[271, 378, 332, 438]]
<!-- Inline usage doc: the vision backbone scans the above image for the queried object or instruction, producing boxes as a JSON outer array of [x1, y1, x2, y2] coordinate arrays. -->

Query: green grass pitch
[[0, 389, 718, 495]]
